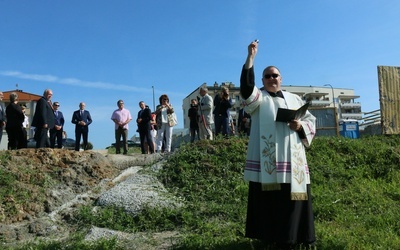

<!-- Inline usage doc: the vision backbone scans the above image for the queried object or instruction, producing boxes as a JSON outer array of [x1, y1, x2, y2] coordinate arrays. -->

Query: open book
[[275, 102, 310, 122]]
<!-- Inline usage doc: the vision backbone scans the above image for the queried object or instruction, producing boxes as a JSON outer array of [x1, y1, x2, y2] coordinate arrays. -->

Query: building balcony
[[341, 113, 363, 119], [340, 102, 361, 109], [310, 100, 331, 107]]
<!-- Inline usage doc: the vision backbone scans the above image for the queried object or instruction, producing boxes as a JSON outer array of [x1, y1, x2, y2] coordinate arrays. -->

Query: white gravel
[[96, 172, 183, 215], [83, 153, 183, 248]]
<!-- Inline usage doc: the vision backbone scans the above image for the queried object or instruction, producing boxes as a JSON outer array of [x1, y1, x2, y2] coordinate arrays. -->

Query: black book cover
[[275, 102, 310, 122]]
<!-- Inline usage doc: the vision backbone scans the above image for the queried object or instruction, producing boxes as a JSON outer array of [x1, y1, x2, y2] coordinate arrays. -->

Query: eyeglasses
[[264, 74, 280, 79], [54, 104, 60, 106]]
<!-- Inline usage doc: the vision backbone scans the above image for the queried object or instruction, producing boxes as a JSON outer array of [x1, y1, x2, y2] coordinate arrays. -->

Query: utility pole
[[152, 86, 155, 111], [324, 84, 337, 117]]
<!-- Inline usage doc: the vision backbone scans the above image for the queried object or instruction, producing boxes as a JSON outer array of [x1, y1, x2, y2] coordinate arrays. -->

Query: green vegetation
[[0, 151, 57, 222], [5, 135, 400, 249], [307, 136, 400, 249], [106, 144, 141, 154], [83, 141, 94, 150]]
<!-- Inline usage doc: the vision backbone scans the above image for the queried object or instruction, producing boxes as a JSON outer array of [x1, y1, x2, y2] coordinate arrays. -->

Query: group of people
[[187, 85, 252, 143], [0, 89, 92, 151], [111, 93, 177, 155], [0, 89, 179, 155], [135, 94, 177, 154], [33, 89, 92, 151]]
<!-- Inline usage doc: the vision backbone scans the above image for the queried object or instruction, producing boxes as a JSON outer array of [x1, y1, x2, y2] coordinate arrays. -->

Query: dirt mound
[[0, 148, 119, 224], [0, 148, 123, 246]]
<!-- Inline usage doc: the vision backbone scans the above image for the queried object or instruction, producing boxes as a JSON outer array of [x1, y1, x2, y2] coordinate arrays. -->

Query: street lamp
[[324, 84, 336, 116], [152, 86, 155, 111], [324, 84, 340, 136]]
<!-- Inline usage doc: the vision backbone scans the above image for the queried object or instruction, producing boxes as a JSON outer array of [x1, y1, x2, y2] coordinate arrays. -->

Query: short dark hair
[[263, 65, 281, 75], [9, 92, 18, 102], [159, 94, 169, 104]]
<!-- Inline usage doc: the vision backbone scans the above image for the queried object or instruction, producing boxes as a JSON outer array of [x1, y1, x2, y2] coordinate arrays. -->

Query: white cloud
[[0, 70, 148, 92], [0, 70, 187, 103]]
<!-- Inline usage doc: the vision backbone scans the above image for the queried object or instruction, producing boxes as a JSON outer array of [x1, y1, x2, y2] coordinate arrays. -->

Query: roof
[[2, 89, 42, 101]]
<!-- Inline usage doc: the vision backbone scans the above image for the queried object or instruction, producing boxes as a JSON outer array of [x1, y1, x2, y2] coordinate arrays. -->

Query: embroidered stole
[[259, 95, 308, 200]]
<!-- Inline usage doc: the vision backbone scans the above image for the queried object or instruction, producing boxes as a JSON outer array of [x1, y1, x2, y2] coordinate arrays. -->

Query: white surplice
[[243, 86, 316, 200]]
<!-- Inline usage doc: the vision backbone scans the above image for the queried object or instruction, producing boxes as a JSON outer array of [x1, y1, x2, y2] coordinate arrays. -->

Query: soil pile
[[0, 148, 120, 245]]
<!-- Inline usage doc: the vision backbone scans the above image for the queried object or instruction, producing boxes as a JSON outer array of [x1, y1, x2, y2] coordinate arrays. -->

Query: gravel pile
[[96, 170, 183, 215], [83, 153, 183, 248]]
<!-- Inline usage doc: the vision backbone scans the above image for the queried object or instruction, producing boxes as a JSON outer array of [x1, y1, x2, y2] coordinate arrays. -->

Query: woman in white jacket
[[155, 94, 176, 153]]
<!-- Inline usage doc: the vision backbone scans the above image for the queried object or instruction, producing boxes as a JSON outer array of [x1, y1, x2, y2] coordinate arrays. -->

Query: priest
[[241, 40, 317, 248]]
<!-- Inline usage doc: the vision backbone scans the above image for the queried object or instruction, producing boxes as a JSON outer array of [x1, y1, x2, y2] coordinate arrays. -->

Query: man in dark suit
[[32, 89, 55, 148], [238, 107, 251, 136], [71, 102, 92, 151], [136, 101, 154, 154], [5, 92, 25, 149], [213, 86, 232, 136], [50, 101, 65, 148], [0, 91, 6, 145]]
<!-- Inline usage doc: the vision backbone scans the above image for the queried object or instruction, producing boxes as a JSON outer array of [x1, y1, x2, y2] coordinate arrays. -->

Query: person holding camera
[[155, 94, 175, 153], [188, 98, 200, 143], [213, 86, 232, 136]]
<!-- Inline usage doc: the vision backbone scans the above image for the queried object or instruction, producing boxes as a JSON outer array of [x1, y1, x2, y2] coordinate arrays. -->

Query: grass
[[307, 136, 400, 249], [0, 151, 57, 222], [4, 135, 400, 249], [106, 145, 142, 154]]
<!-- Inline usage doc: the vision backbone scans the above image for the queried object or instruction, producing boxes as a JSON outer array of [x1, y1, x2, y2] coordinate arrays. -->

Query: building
[[282, 85, 362, 120], [0, 89, 42, 150], [182, 83, 361, 130]]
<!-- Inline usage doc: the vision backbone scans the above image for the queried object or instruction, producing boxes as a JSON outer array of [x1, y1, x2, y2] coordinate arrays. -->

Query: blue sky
[[1, 1, 399, 149]]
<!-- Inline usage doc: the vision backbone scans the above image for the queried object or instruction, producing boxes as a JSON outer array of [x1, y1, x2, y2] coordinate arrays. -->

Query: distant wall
[[309, 107, 339, 136], [378, 66, 400, 134]]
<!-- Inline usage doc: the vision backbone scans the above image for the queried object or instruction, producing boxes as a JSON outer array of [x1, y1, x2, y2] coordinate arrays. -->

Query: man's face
[[46, 91, 53, 100], [79, 103, 85, 110], [118, 101, 124, 110], [262, 67, 282, 93], [139, 102, 145, 109], [199, 89, 205, 97]]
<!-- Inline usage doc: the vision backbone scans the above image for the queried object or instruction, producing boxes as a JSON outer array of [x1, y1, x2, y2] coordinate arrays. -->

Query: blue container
[[339, 119, 360, 138]]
